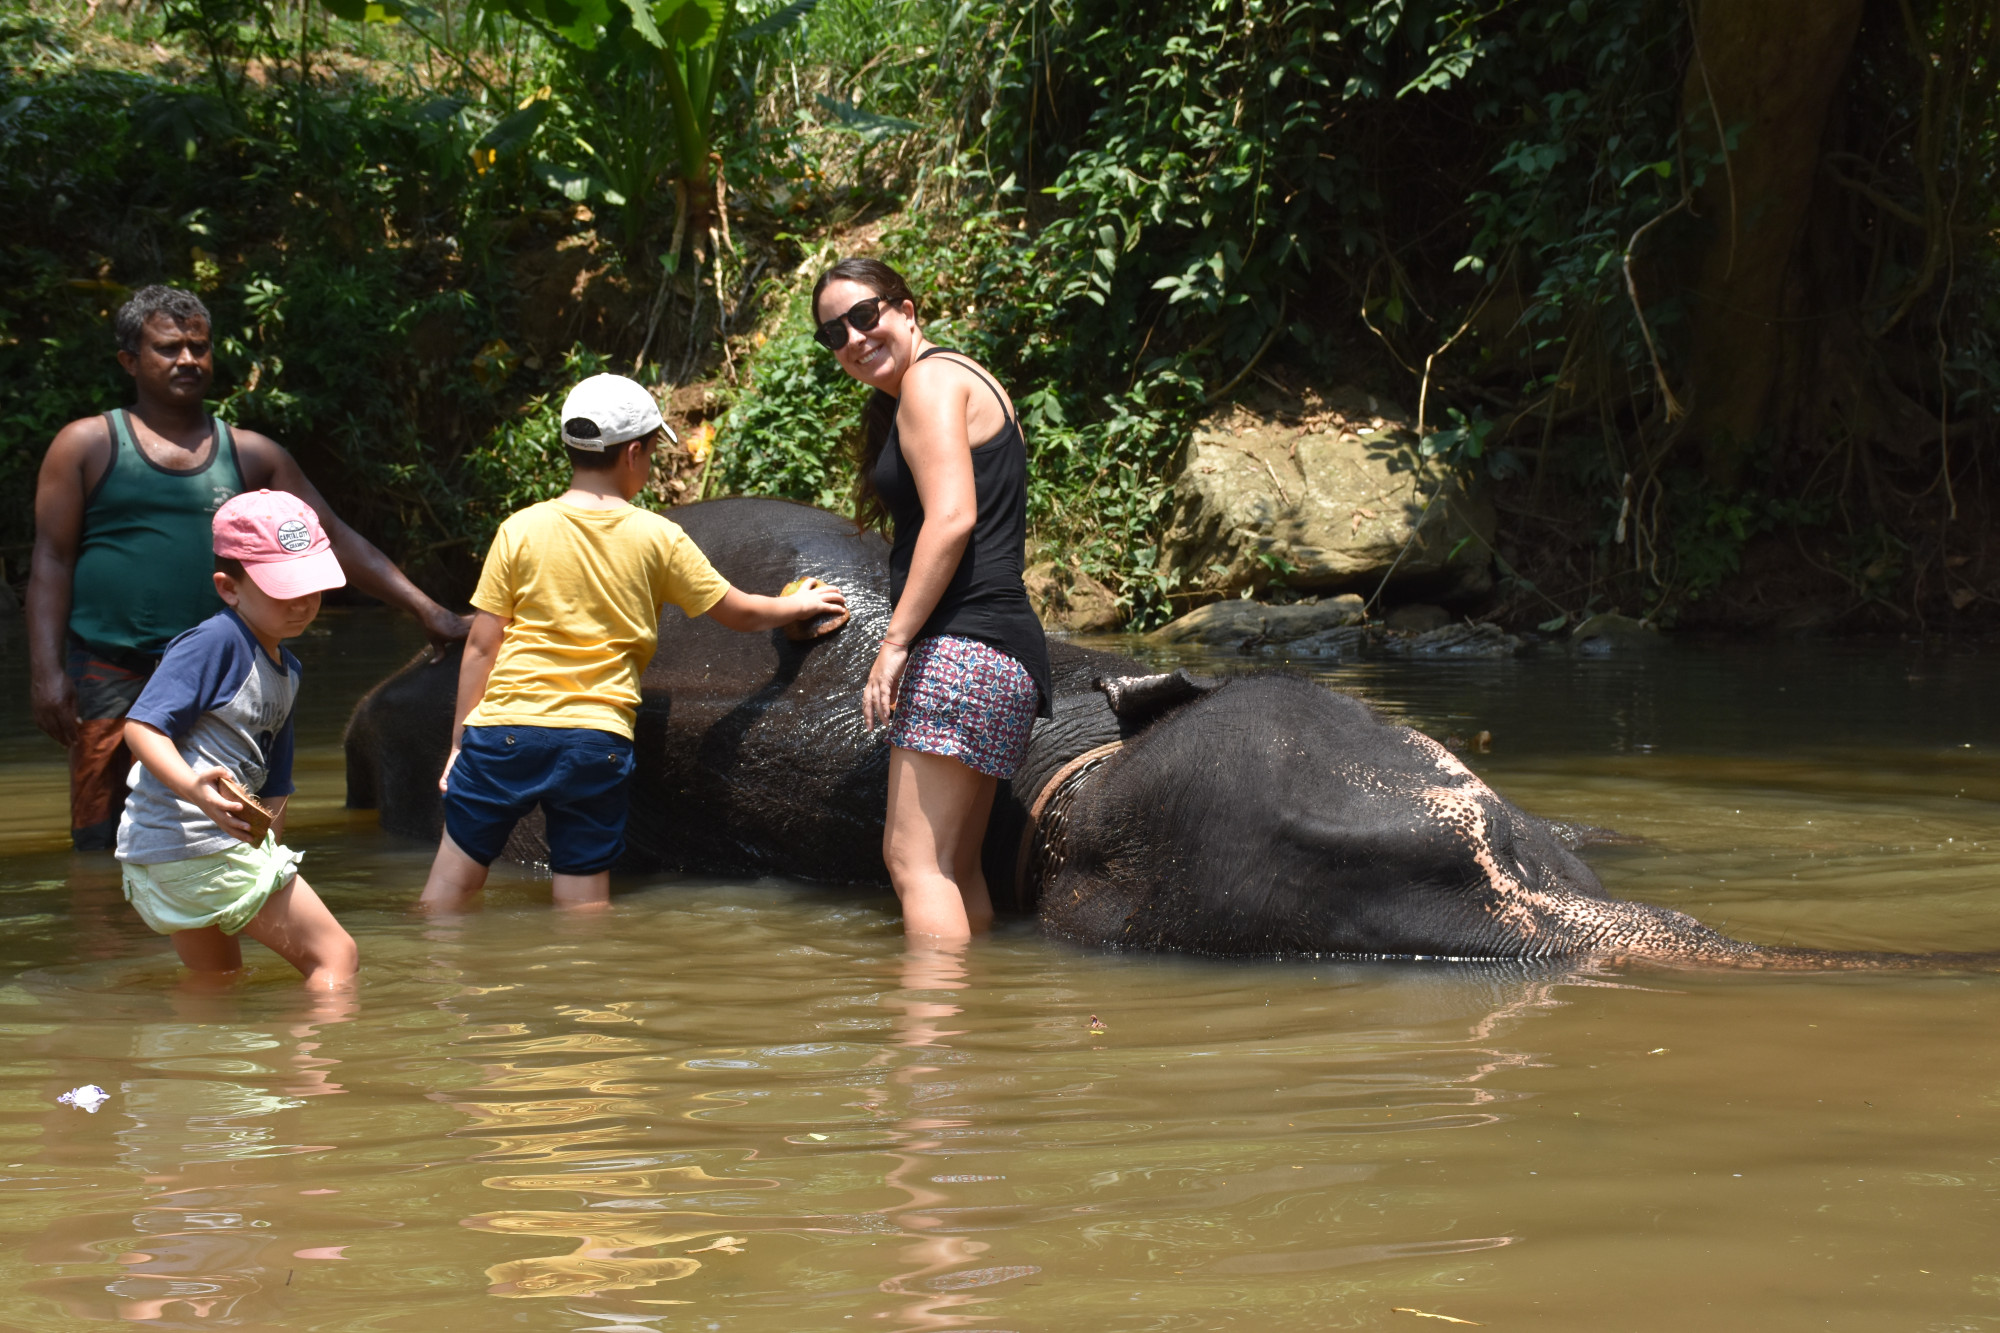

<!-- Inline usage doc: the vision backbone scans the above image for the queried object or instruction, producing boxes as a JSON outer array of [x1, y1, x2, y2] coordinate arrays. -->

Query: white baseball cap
[[560, 373, 677, 450]]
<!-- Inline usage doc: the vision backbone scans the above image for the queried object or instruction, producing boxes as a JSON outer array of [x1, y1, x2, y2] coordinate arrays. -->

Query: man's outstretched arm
[[240, 432, 471, 654]]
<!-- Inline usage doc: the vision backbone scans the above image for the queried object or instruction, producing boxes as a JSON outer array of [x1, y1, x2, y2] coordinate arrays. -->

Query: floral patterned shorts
[[889, 635, 1039, 779]]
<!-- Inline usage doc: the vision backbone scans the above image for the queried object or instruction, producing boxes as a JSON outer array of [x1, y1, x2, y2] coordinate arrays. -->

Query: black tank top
[[872, 348, 1052, 718]]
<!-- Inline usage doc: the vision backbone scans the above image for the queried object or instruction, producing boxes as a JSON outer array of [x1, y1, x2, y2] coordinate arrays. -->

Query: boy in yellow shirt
[[420, 374, 847, 911]]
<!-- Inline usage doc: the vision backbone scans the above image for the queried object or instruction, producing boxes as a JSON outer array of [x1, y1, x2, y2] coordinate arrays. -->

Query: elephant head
[[1032, 671, 1761, 963]]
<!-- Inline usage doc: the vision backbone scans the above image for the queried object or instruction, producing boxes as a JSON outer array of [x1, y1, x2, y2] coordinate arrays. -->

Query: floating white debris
[[58, 1085, 110, 1113]]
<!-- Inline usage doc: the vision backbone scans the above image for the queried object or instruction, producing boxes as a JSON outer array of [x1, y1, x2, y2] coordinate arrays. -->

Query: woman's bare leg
[[884, 748, 998, 943], [951, 780, 997, 936], [240, 875, 358, 990]]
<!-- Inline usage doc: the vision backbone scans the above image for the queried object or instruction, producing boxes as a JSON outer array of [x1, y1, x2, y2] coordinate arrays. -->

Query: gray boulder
[[1282, 625, 1371, 658], [1385, 602, 1452, 633], [1382, 622, 1522, 658], [1025, 561, 1124, 633], [1149, 594, 1366, 648], [1571, 612, 1662, 656], [1158, 387, 1495, 605]]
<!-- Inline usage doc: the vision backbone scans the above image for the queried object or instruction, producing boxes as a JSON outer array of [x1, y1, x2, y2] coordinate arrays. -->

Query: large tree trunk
[[1678, 0, 1866, 486]]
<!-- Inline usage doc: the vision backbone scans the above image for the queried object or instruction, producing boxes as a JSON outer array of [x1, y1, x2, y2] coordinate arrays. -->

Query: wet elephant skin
[[345, 497, 1138, 902]]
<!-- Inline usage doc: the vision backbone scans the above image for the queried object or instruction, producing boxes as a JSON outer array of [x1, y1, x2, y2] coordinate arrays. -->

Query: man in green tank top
[[28, 286, 470, 850]]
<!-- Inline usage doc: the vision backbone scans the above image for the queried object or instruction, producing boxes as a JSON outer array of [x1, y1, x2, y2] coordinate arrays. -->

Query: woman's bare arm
[[883, 364, 979, 642], [862, 362, 979, 728]]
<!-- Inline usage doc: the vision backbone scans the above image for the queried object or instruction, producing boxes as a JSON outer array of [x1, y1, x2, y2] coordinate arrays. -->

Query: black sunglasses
[[814, 297, 887, 351]]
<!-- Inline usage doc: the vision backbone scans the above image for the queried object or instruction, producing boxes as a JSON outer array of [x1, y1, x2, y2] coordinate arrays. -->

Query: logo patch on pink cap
[[213, 490, 346, 600]]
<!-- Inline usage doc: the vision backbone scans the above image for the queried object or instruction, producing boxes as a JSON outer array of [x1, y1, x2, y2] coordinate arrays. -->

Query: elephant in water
[[345, 498, 1952, 968]]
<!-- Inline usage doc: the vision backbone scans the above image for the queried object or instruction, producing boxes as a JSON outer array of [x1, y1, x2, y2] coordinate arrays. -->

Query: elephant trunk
[[1559, 895, 2000, 972]]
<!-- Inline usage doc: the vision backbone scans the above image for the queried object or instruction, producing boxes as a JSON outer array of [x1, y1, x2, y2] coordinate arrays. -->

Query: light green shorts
[[120, 835, 303, 937]]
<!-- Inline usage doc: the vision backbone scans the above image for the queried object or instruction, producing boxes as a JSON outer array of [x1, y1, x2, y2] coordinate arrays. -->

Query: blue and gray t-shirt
[[115, 609, 301, 865]]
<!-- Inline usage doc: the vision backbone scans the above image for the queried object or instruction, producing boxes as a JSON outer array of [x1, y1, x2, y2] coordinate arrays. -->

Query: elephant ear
[[1094, 668, 1223, 724]]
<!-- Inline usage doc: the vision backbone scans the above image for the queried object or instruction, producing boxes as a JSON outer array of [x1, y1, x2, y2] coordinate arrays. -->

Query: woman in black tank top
[[812, 258, 1051, 945]]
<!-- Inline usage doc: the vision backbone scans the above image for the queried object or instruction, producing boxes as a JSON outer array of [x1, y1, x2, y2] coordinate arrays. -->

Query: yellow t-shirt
[[464, 500, 730, 738]]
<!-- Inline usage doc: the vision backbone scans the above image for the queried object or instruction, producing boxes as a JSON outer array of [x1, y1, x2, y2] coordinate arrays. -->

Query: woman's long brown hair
[[813, 257, 917, 532]]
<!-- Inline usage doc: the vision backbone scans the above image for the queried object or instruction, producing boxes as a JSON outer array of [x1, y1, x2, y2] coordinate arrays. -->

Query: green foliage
[[458, 0, 821, 256], [720, 0, 1709, 624], [932, 0, 2000, 625], [463, 344, 619, 512], [693, 0, 1704, 627], [710, 294, 867, 511], [979, 0, 1699, 410]]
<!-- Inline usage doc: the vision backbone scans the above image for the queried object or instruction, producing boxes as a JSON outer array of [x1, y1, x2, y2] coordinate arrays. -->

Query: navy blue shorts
[[443, 725, 636, 875]]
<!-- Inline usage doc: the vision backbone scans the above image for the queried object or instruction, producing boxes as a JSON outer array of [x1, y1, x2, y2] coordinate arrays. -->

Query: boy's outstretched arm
[[439, 610, 509, 793], [706, 582, 848, 634], [124, 719, 256, 843]]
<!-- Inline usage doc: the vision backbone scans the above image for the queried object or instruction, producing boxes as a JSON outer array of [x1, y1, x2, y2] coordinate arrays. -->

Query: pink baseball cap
[[212, 490, 347, 599]]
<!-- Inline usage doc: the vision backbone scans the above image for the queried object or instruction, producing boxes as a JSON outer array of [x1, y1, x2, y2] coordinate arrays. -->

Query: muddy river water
[[0, 610, 1995, 1330]]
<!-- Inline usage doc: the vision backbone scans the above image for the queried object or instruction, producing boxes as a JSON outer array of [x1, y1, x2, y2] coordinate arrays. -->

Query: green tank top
[[69, 408, 245, 656]]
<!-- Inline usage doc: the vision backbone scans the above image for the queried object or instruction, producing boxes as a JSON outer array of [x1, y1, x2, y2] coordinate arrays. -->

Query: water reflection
[[418, 928, 1615, 1325], [449, 1030, 721, 1299], [469, 1211, 706, 1299], [869, 946, 1025, 1331], [17, 984, 355, 1322]]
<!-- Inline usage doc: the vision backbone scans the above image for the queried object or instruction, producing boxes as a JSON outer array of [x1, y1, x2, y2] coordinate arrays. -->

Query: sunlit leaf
[[322, 0, 407, 21], [487, 0, 612, 48], [734, 0, 817, 40], [812, 93, 917, 142], [132, 88, 233, 162], [534, 159, 612, 201], [620, 0, 665, 46], [655, 0, 723, 46], [478, 100, 549, 155]]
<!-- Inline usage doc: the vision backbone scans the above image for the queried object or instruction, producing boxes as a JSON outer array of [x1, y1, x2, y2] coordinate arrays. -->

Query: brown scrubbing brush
[[779, 576, 850, 641], [216, 774, 275, 845]]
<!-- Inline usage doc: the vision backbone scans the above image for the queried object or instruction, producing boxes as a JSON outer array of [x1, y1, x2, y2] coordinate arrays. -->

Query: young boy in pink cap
[[115, 489, 359, 989], [420, 372, 848, 912]]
